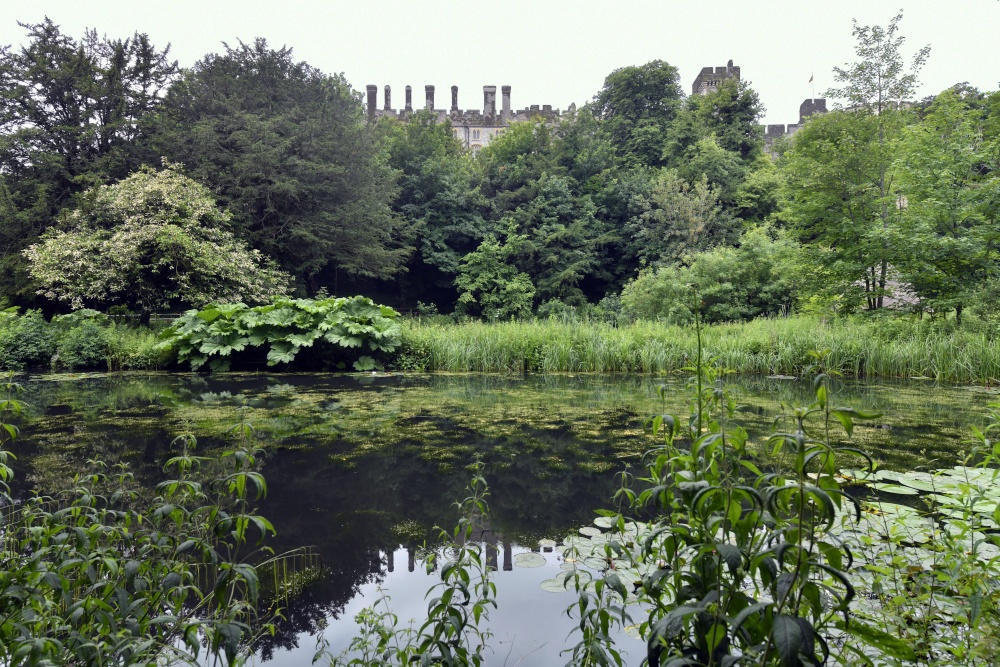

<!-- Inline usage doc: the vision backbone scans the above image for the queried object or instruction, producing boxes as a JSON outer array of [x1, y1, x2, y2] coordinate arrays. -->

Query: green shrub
[[53, 321, 110, 370], [106, 324, 175, 370], [0, 381, 278, 666], [620, 227, 799, 324], [0, 309, 55, 369]]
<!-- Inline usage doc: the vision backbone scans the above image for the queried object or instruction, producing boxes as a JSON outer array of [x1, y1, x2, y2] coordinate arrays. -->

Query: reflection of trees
[[9, 370, 988, 659]]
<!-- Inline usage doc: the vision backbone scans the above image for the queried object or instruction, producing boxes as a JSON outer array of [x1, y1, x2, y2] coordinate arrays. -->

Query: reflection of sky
[[261, 546, 644, 667]]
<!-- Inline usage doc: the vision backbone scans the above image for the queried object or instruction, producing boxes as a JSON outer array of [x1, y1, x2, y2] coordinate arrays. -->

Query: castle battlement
[[367, 63, 827, 154], [365, 84, 564, 151], [692, 60, 741, 95], [762, 98, 828, 151]]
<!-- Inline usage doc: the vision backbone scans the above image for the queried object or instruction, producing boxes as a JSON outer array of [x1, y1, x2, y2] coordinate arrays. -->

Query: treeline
[[1, 15, 998, 324]]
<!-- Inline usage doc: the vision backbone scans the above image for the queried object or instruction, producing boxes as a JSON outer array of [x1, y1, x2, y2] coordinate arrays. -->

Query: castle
[[365, 84, 568, 152], [690, 60, 827, 147], [366, 60, 825, 151]]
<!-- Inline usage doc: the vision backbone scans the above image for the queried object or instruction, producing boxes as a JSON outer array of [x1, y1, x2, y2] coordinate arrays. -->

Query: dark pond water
[[6, 371, 998, 666]]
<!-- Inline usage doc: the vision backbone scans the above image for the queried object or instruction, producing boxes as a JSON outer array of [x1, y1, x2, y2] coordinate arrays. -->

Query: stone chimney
[[483, 85, 497, 116], [501, 85, 511, 118], [451, 85, 459, 112], [366, 85, 377, 121], [425, 85, 435, 110], [384, 85, 391, 111], [405, 85, 412, 112]]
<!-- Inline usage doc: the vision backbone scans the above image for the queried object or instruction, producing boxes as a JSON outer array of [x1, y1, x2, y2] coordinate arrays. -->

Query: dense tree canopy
[[593, 60, 684, 165], [150, 39, 411, 290], [380, 111, 486, 307], [3, 15, 1000, 325]]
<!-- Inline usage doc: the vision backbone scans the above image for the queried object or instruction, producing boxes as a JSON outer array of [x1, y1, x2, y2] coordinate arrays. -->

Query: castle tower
[[692, 59, 741, 95]]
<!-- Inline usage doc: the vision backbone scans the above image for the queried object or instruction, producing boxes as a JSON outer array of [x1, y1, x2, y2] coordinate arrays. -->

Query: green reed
[[399, 316, 1000, 383]]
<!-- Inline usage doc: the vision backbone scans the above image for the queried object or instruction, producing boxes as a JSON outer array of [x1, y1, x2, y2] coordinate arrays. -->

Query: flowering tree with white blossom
[[23, 162, 291, 313]]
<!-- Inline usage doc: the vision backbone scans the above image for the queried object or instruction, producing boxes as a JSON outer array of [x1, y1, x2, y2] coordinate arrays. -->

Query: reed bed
[[399, 316, 1000, 383]]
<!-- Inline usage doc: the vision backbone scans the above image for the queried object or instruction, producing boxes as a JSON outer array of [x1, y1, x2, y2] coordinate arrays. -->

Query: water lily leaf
[[579, 526, 602, 537], [871, 483, 919, 495], [540, 577, 571, 593], [513, 552, 546, 568], [538, 538, 557, 549], [594, 516, 616, 529]]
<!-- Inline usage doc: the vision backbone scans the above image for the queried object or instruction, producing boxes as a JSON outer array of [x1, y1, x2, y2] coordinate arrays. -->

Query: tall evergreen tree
[[150, 39, 411, 292], [0, 19, 177, 301]]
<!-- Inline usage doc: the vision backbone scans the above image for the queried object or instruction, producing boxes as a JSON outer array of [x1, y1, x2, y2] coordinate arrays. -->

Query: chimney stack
[[451, 85, 459, 112], [384, 85, 391, 111], [366, 85, 377, 121], [483, 85, 497, 116], [501, 85, 511, 118], [405, 85, 412, 112], [425, 85, 435, 110]]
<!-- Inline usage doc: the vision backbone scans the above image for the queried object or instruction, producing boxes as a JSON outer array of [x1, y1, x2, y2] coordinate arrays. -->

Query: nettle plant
[[0, 380, 278, 667], [559, 322, 881, 666], [161, 296, 402, 372]]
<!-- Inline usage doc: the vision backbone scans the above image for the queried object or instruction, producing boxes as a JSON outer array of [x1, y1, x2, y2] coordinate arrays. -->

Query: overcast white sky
[[2, 1, 998, 125]]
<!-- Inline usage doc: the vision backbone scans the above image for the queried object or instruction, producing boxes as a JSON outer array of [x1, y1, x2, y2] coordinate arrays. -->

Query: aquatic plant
[[399, 316, 1000, 383], [161, 295, 402, 372]]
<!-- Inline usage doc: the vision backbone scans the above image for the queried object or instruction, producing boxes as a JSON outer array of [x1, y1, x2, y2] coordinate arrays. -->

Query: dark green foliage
[[893, 88, 1000, 321], [593, 60, 684, 166], [162, 296, 402, 372], [455, 225, 535, 320], [149, 39, 410, 289], [0, 309, 54, 369], [53, 320, 110, 371], [516, 174, 614, 305], [380, 112, 487, 307]]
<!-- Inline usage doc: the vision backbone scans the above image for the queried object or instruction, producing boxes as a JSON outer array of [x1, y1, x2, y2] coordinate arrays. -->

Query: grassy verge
[[397, 315, 1000, 383]]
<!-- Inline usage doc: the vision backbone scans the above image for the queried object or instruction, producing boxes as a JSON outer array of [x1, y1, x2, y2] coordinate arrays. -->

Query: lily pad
[[579, 526, 602, 537], [594, 516, 616, 529], [871, 483, 919, 496], [538, 538, 557, 549], [513, 552, 546, 568], [540, 577, 571, 593]]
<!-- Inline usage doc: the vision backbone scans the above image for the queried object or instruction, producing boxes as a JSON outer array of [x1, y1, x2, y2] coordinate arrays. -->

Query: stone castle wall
[[365, 84, 567, 151]]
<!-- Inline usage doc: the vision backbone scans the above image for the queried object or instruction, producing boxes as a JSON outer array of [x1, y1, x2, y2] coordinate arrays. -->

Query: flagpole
[[810, 73, 815, 101]]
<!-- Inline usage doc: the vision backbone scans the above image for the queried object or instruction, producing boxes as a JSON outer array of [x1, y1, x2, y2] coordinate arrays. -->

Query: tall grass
[[399, 315, 1000, 383]]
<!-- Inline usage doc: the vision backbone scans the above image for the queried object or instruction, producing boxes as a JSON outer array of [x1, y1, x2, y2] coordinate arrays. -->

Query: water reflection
[[9, 372, 997, 666]]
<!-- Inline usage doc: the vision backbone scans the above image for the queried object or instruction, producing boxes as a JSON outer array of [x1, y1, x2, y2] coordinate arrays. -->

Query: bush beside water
[[0, 308, 169, 371]]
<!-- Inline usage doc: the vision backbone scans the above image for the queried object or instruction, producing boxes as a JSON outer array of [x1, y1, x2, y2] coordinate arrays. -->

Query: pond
[[6, 371, 998, 666]]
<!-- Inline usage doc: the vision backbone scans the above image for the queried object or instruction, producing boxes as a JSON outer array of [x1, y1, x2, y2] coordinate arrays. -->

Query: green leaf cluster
[[0, 380, 277, 667], [163, 296, 402, 372]]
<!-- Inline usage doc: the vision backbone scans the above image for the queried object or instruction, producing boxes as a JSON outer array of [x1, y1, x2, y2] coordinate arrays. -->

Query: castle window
[[472, 129, 481, 140]]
